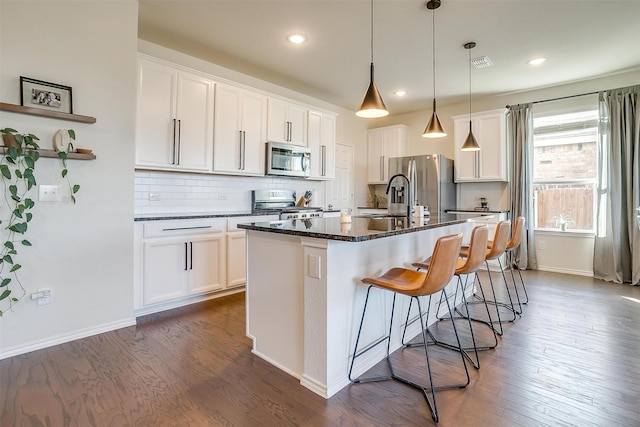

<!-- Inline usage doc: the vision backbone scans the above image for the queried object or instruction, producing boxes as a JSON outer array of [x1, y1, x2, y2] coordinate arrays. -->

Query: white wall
[[0, 1, 138, 358]]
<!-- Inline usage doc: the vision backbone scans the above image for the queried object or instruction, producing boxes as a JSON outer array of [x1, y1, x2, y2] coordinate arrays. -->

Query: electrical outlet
[[218, 194, 227, 200], [149, 192, 161, 201], [538, 239, 546, 250], [39, 185, 62, 202], [37, 288, 53, 305]]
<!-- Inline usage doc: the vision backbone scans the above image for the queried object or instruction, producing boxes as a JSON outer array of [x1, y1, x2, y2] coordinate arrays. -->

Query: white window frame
[[532, 110, 598, 233]]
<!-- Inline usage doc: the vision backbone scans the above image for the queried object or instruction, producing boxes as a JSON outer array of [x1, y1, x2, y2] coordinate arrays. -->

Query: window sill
[[534, 229, 595, 238]]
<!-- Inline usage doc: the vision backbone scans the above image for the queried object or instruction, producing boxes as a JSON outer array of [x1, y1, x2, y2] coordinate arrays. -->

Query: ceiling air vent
[[471, 56, 492, 69]]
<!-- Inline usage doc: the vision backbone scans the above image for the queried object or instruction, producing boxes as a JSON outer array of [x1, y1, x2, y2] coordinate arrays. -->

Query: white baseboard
[[536, 266, 594, 277], [0, 317, 136, 360], [251, 348, 301, 380]]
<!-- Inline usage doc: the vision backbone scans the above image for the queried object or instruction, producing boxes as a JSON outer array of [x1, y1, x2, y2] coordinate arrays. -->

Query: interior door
[[326, 144, 354, 210]]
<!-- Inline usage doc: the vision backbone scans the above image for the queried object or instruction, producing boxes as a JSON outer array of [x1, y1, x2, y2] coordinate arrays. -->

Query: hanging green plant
[[0, 127, 80, 316]]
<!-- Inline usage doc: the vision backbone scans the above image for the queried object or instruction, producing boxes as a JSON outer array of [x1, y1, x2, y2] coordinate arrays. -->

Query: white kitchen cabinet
[[136, 219, 226, 308], [213, 83, 267, 176], [307, 110, 337, 180], [226, 215, 278, 289], [267, 98, 306, 146], [136, 56, 215, 172], [367, 125, 408, 184], [453, 109, 507, 182]]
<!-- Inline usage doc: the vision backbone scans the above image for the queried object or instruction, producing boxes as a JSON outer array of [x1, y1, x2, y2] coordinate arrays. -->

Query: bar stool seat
[[348, 233, 466, 423]]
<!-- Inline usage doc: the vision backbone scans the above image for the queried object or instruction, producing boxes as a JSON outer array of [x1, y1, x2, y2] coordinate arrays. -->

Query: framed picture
[[20, 76, 73, 114]]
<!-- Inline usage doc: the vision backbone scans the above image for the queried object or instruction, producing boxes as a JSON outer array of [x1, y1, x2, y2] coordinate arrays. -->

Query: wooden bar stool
[[460, 220, 517, 336], [348, 233, 466, 423], [411, 225, 497, 369]]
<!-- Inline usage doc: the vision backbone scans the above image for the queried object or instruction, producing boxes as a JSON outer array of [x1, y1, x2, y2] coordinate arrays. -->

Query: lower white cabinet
[[135, 218, 226, 312], [226, 215, 278, 288], [142, 234, 225, 305], [134, 215, 279, 314]]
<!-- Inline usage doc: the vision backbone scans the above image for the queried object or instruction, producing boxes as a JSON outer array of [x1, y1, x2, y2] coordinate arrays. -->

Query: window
[[532, 108, 598, 232]]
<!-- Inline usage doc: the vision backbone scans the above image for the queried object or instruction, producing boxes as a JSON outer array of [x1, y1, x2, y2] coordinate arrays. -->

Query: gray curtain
[[594, 86, 640, 285], [507, 104, 537, 270]]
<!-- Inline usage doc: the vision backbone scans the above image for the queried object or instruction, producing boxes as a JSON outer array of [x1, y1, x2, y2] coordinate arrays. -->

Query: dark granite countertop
[[238, 213, 479, 242], [134, 211, 279, 222]]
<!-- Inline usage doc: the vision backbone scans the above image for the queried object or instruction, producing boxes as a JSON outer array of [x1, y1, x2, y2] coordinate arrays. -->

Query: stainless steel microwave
[[266, 142, 311, 178]]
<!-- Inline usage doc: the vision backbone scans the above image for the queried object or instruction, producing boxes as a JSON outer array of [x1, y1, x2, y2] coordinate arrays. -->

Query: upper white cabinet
[[267, 98, 306, 146], [367, 125, 408, 184], [136, 56, 215, 172], [307, 110, 337, 180], [453, 109, 507, 182], [213, 83, 267, 176]]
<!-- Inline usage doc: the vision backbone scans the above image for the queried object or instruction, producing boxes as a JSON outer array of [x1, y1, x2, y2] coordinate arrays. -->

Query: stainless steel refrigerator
[[387, 154, 456, 215]]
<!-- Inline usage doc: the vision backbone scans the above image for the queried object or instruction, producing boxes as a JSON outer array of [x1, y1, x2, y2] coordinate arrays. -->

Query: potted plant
[[551, 213, 574, 231], [0, 127, 80, 316]]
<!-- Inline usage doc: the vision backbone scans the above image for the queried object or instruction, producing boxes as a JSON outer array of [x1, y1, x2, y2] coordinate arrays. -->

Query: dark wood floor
[[2, 270, 639, 426]]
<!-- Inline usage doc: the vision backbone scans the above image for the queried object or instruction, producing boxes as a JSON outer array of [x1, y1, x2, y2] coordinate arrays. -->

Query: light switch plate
[[308, 254, 321, 279]]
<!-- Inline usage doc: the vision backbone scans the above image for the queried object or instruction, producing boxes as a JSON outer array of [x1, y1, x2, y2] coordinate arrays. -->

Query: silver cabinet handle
[[287, 121, 292, 142], [321, 145, 326, 176], [380, 156, 384, 181]]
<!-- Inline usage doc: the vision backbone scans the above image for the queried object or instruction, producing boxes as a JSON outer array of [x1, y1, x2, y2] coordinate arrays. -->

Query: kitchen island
[[238, 214, 481, 398]]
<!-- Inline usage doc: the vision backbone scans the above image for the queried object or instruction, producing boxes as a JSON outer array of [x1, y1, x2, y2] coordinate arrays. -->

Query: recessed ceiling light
[[528, 57, 547, 66], [394, 90, 407, 96], [287, 34, 307, 44]]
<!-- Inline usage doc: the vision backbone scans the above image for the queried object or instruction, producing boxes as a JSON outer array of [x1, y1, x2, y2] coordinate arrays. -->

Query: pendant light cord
[[432, 8, 436, 101], [468, 44, 472, 129], [370, 0, 374, 64]]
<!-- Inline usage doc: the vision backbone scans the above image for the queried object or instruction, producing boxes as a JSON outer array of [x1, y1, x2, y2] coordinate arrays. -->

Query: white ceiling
[[138, 0, 640, 115]]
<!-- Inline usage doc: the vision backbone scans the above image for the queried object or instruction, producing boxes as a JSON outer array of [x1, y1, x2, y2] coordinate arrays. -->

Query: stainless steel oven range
[[252, 189, 323, 220]]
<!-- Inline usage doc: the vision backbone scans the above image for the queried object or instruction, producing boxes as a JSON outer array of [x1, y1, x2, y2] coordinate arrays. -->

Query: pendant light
[[356, 0, 388, 118], [422, 0, 446, 138], [461, 42, 480, 151]]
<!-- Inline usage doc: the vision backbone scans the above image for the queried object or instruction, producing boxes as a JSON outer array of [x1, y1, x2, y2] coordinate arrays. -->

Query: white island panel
[[243, 216, 475, 398]]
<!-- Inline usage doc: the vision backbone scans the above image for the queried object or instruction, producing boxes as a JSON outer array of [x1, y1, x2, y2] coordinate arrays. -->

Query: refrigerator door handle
[[409, 159, 417, 207]]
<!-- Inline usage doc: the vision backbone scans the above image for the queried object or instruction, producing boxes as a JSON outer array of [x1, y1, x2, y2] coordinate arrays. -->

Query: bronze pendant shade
[[357, 63, 389, 118], [423, 0, 446, 138], [423, 99, 446, 137], [461, 41, 480, 151]]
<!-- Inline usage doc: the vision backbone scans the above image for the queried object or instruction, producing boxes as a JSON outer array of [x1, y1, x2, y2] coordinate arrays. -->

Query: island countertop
[[238, 212, 486, 242]]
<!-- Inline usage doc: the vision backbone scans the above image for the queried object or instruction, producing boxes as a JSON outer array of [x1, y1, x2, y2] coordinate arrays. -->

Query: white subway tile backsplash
[[134, 170, 325, 214]]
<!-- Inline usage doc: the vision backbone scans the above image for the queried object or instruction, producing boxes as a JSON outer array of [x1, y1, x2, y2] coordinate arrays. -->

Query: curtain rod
[[506, 90, 599, 109]]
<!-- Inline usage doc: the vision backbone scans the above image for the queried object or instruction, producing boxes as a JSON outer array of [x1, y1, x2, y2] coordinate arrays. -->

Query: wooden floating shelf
[[1, 147, 96, 160], [0, 102, 96, 124]]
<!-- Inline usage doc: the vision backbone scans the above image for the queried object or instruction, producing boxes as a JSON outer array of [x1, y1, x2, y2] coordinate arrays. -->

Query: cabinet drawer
[[143, 219, 226, 238]]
